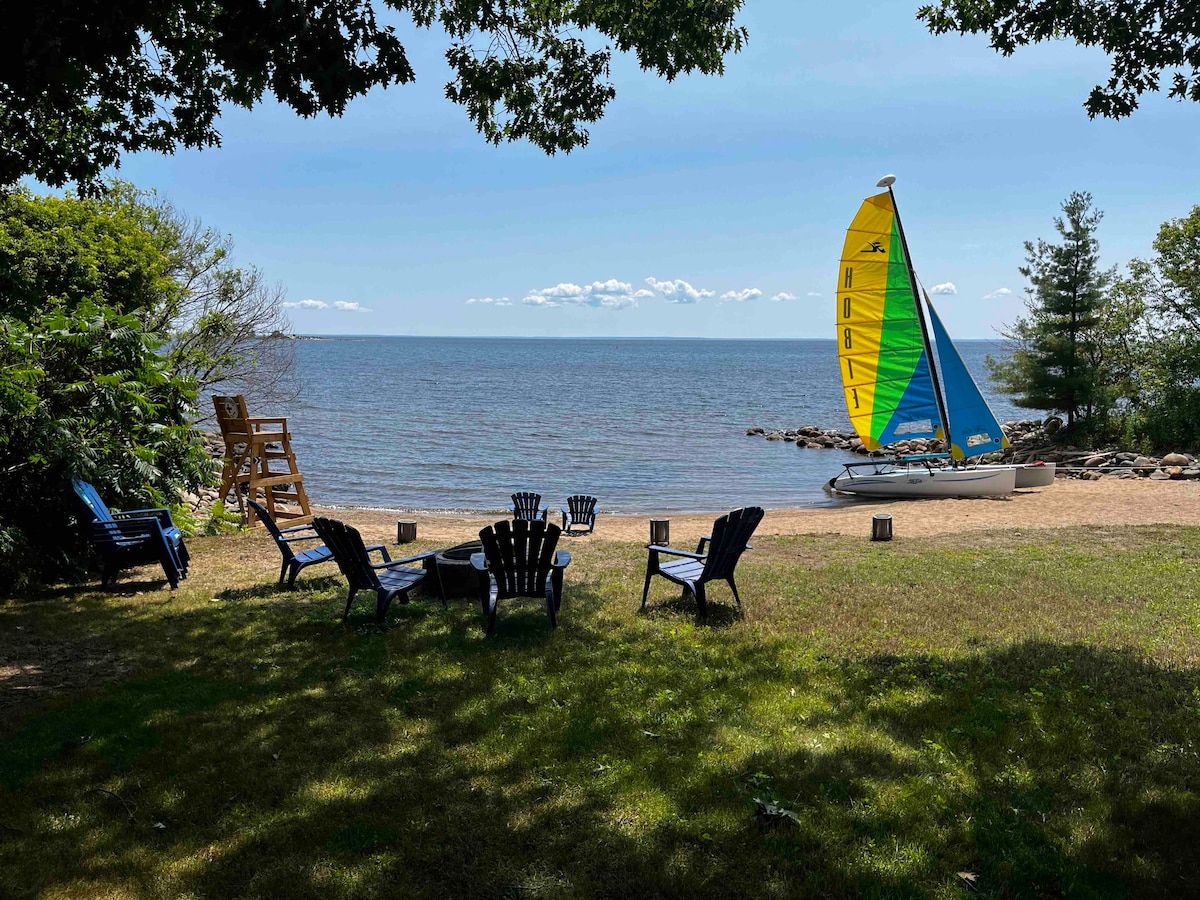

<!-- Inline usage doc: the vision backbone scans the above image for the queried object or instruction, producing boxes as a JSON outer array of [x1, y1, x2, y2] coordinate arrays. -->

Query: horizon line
[[289, 333, 1009, 342]]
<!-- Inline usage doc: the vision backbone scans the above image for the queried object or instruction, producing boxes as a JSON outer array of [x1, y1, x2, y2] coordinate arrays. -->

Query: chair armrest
[[114, 508, 174, 528], [372, 549, 437, 569], [470, 553, 488, 571], [695, 535, 712, 554], [649, 545, 707, 561], [279, 523, 316, 534], [553, 550, 571, 569], [364, 544, 391, 563], [386, 547, 439, 566], [559, 506, 569, 515], [280, 533, 322, 543], [92, 517, 165, 539], [245, 416, 287, 427]]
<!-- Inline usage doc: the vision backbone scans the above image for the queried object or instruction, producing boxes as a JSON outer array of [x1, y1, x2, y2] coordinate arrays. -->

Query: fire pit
[[435, 540, 484, 598]]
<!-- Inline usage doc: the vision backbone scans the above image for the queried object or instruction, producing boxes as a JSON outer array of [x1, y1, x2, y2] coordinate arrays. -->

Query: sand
[[321, 478, 1200, 546]]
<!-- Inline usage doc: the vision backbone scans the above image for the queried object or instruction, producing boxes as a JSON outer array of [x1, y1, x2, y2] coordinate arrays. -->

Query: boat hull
[[831, 465, 1017, 498], [965, 463, 1056, 488]]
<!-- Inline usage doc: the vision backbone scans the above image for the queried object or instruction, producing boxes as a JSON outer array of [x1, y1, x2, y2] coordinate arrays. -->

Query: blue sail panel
[[927, 300, 1010, 459], [876, 348, 943, 446]]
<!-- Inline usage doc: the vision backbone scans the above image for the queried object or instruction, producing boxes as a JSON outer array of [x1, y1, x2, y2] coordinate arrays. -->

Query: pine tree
[[990, 192, 1114, 436]]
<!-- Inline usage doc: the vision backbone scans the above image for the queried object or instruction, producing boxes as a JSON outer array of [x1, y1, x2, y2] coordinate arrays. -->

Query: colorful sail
[[926, 298, 1010, 459], [837, 191, 942, 450]]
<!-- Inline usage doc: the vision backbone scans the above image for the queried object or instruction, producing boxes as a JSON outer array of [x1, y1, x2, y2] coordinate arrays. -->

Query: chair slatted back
[[72, 478, 115, 524], [213, 395, 252, 442], [90, 519, 154, 549], [479, 519, 560, 600], [247, 499, 294, 560], [511, 492, 544, 521], [312, 517, 380, 592], [701, 507, 764, 582], [566, 495, 597, 520]]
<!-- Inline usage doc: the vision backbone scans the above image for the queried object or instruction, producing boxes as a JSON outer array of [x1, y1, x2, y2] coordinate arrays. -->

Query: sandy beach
[[323, 478, 1200, 545]]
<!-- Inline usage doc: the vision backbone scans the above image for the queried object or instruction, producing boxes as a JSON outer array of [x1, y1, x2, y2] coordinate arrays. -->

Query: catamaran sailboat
[[828, 175, 1054, 498]]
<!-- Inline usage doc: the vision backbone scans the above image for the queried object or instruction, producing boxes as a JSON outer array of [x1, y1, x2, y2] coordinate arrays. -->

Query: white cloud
[[466, 296, 512, 306], [770, 292, 798, 302], [644, 277, 715, 304], [930, 282, 958, 295], [332, 300, 371, 312], [523, 279, 642, 309], [720, 287, 763, 303], [281, 298, 328, 310], [806, 291, 822, 297], [983, 287, 1013, 300]]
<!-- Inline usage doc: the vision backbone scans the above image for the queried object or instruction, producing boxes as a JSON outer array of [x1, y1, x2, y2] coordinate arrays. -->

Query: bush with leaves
[[0, 189, 212, 592]]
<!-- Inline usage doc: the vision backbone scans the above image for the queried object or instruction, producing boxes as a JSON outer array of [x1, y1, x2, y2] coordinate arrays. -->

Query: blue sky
[[115, 1, 1200, 339]]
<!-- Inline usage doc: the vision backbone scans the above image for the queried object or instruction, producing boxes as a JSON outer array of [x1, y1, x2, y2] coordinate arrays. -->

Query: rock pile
[[744, 424, 940, 457], [746, 418, 1200, 481]]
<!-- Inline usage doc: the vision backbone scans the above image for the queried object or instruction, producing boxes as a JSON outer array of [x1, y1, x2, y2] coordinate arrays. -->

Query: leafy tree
[[0, 188, 211, 591], [916, 0, 1200, 118], [918, 0, 1200, 118], [1113, 205, 1200, 449], [0, 0, 747, 193], [989, 192, 1115, 436]]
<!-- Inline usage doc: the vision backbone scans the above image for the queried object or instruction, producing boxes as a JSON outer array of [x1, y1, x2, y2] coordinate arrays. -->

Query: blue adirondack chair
[[312, 516, 445, 622], [71, 478, 190, 589], [560, 495, 599, 535], [641, 506, 763, 617], [471, 519, 570, 634], [509, 491, 549, 522], [246, 499, 334, 588]]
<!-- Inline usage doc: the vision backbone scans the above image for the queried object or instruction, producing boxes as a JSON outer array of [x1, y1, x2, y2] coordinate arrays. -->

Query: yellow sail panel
[[837, 190, 942, 449]]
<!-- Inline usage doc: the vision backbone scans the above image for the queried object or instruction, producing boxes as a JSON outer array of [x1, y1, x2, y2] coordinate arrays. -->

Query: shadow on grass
[[1, 577, 1198, 897], [216, 575, 342, 604]]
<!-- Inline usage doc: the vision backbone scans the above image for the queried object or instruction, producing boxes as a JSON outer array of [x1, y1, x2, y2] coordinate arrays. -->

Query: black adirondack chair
[[71, 478, 190, 589], [560, 495, 599, 535], [312, 516, 445, 622], [641, 506, 764, 616], [247, 499, 334, 588], [509, 491, 548, 522], [470, 519, 571, 634]]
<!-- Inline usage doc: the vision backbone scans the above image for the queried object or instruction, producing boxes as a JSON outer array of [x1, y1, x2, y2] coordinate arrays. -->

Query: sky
[[113, 1, 1200, 339]]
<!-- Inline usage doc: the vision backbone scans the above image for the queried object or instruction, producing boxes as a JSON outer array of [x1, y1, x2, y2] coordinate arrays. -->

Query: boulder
[[1162, 452, 1192, 466], [1168, 465, 1186, 479], [1150, 468, 1171, 481], [1134, 455, 1154, 469], [1184, 467, 1200, 480], [805, 441, 823, 449], [766, 433, 784, 441], [745, 427, 765, 436], [1082, 454, 1109, 468]]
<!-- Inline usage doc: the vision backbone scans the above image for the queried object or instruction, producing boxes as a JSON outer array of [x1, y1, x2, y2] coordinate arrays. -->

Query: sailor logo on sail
[[861, 241, 886, 253]]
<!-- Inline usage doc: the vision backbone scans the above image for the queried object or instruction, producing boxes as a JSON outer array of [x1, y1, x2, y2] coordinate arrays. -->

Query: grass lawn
[[2, 522, 1200, 898]]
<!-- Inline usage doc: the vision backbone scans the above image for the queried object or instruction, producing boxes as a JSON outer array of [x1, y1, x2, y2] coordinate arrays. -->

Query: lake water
[[284, 337, 1032, 514]]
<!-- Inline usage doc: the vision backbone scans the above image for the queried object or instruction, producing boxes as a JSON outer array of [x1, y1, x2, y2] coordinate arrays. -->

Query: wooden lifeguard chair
[[213, 395, 313, 527]]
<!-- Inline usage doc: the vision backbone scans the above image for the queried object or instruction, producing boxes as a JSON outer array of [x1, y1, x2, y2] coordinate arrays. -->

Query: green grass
[[2, 525, 1200, 898]]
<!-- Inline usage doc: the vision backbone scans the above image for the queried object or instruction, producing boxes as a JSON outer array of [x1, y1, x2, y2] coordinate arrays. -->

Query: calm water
[[284, 337, 1030, 514]]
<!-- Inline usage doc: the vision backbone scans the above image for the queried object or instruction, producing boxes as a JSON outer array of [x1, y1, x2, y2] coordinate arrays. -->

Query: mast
[[879, 175, 952, 454]]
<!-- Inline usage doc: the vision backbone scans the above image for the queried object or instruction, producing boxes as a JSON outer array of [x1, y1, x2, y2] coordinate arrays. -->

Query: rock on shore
[[745, 418, 1200, 481]]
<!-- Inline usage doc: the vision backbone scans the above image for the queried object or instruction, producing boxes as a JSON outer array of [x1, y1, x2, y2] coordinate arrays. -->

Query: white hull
[[831, 465, 1016, 498], [975, 463, 1056, 488]]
